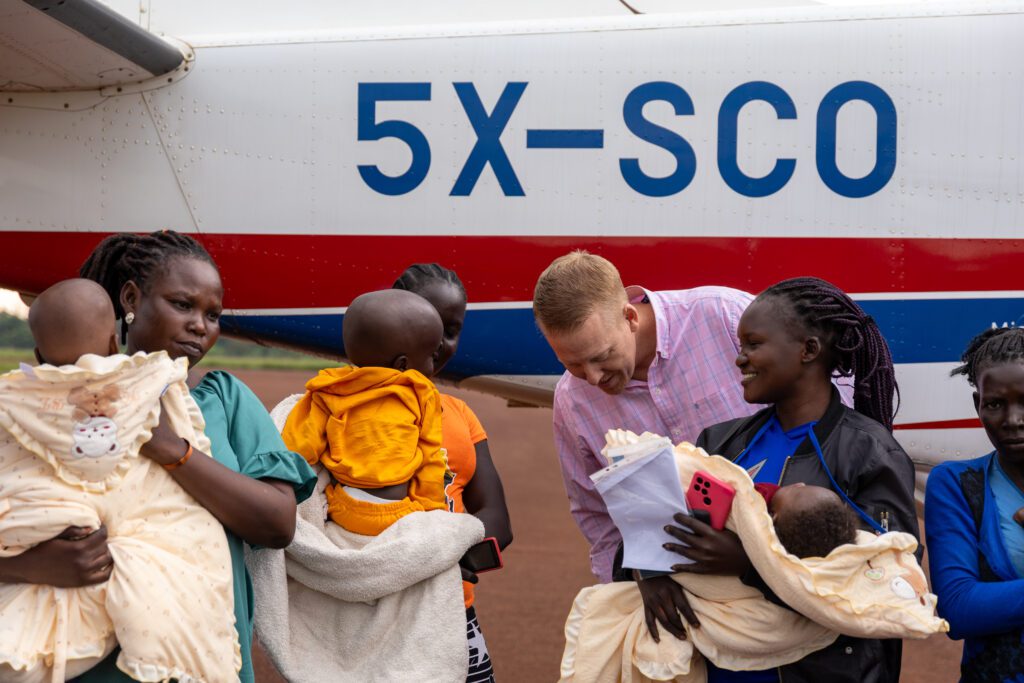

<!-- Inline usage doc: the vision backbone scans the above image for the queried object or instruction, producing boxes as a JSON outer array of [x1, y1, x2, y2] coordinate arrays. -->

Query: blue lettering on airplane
[[816, 81, 898, 198], [620, 81, 697, 197], [356, 83, 433, 196], [450, 82, 527, 197], [718, 81, 797, 198], [356, 81, 897, 198]]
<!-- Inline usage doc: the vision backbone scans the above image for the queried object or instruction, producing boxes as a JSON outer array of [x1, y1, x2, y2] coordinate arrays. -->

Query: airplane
[[1, 0, 1021, 496]]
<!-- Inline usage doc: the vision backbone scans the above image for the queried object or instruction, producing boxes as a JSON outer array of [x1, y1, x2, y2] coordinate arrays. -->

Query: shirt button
[[844, 646, 853, 655]]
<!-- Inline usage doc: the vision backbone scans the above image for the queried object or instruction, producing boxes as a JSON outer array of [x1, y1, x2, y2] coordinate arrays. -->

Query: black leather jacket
[[695, 388, 920, 683]]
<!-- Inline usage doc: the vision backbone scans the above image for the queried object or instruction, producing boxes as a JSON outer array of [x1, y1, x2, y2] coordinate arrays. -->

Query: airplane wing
[[0, 0, 183, 92]]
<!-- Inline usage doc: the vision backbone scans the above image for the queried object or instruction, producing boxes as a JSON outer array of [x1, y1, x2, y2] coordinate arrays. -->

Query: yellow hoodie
[[282, 366, 446, 535]]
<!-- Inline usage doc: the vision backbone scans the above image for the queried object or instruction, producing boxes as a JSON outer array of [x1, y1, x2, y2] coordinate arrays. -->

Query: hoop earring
[[125, 312, 135, 325]]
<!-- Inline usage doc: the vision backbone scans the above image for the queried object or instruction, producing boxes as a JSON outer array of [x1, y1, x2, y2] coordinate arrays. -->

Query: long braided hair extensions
[[392, 263, 466, 298], [759, 277, 899, 431], [950, 327, 1024, 387], [78, 230, 217, 342]]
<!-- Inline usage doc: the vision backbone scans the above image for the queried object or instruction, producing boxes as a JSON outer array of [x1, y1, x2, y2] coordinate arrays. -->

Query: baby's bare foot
[[1013, 508, 1024, 527]]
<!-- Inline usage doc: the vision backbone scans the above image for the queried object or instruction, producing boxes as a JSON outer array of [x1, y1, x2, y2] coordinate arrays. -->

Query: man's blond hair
[[533, 251, 627, 333]]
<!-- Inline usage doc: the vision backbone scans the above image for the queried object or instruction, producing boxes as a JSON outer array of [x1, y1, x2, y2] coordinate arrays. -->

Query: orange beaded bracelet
[[162, 440, 193, 471]]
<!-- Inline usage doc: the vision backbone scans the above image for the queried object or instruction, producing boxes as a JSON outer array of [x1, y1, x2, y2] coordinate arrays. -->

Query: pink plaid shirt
[[552, 286, 759, 582]]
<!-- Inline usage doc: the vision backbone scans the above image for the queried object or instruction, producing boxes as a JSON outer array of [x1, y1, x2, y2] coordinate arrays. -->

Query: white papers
[[591, 440, 692, 573]]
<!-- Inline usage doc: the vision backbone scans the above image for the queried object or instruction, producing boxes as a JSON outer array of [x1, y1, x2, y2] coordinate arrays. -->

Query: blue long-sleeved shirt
[[925, 452, 1024, 682]]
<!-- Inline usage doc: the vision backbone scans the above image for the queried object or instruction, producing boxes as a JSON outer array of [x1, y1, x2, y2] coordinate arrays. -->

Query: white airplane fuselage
[[1, 1, 1022, 481]]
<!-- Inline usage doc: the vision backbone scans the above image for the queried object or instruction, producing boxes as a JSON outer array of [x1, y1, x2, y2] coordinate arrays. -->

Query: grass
[[200, 353, 329, 372], [0, 347, 332, 373], [0, 348, 32, 373], [0, 316, 335, 373]]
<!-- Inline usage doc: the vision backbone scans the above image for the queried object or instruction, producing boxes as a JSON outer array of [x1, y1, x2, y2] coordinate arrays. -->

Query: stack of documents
[[591, 436, 692, 573]]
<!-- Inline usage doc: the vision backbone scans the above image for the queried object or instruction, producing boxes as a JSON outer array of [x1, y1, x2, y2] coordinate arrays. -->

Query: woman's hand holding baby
[[636, 512, 750, 642], [141, 399, 299, 549], [0, 526, 113, 587], [664, 512, 751, 576], [140, 405, 187, 467], [637, 575, 699, 642]]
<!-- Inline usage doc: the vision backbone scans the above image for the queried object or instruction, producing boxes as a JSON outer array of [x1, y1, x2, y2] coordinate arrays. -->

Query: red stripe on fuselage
[[0, 231, 1017, 307], [894, 418, 981, 430]]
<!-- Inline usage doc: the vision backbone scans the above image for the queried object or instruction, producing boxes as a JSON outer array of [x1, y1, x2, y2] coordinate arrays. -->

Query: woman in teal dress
[[0, 230, 316, 682]]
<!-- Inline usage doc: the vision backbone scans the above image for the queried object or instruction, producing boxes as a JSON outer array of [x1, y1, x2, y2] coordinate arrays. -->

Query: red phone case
[[686, 471, 736, 530]]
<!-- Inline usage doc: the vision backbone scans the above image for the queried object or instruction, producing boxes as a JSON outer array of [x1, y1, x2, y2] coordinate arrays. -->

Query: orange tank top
[[441, 393, 488, 607]]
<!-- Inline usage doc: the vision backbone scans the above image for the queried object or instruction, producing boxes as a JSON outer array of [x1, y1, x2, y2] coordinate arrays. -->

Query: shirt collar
[[625, 285, 670, 361]]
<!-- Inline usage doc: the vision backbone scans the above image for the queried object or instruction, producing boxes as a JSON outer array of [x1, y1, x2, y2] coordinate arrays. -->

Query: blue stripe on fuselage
[[219, 307, 557, 377], [859, 297, 1024, 364], [220, 297, 1024, 376]]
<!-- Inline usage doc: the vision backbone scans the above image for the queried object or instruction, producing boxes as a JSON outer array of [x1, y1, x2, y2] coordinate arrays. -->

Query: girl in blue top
[[926, 327, 1024, 683], [0, 230, 317, 682]]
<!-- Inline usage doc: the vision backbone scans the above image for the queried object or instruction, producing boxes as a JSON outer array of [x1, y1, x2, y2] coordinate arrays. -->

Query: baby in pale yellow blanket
[[0, 279, 239, 683], [29, 278, 121, 367], [26, 279, 128, 486], [764, 483, 858, 559], [559, 433, 947, 683]]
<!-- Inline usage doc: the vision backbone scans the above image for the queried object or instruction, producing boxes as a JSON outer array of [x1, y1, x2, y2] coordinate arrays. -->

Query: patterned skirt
[[466, 606, 496, 683]]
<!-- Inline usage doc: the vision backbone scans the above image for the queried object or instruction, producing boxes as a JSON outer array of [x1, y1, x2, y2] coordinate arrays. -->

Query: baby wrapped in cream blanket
[[0, 352, 240, 683], [559, 431, 948, 683]]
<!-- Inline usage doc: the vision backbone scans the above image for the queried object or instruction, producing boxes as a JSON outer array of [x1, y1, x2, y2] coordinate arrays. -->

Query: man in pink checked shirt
[[532, 250, 758, 641]]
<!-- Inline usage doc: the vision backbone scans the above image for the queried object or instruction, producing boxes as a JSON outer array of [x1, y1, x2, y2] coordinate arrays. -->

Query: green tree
[[0, 314, 33, 349]]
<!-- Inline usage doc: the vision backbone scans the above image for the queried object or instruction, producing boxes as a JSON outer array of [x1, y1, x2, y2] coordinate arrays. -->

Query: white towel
[[247, 396, 485, 683]]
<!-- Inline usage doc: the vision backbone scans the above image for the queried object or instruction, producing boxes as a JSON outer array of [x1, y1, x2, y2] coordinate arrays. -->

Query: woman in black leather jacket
[[642, 277, 917, 683]]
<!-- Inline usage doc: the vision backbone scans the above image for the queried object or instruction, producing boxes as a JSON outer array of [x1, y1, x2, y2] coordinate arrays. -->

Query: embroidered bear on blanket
[[68, 383, 120, 422], [66, 385, 122, 479]]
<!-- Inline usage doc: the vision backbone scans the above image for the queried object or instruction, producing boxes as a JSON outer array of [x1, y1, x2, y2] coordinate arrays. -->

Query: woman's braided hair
[[79, 230, 217, 342], [950, 327, 1024, 387], [392, 263, 465, 297], [758, 277, 899, 431]]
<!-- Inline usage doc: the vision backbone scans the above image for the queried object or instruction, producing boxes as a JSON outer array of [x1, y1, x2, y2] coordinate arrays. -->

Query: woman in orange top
[[394, 264, 513, 683]]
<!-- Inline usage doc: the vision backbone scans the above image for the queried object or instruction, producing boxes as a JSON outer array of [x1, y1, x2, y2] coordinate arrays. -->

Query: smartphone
[[689, 509, 712, 525], [459, 537, 503, 574], [685, 470, 736, 531]]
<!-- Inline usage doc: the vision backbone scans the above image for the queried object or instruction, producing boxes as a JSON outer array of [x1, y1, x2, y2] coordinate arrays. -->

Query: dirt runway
[[227, 368, 962, 682]]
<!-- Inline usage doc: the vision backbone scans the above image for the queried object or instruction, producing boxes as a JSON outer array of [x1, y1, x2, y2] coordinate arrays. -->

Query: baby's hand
[[1013, 508, 1024, 528]]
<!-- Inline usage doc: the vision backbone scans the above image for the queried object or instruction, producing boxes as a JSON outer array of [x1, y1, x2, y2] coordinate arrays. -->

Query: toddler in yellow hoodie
[[282, 289, 447, 536]]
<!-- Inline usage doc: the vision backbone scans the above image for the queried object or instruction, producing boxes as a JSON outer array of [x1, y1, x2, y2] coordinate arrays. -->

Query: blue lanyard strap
[[807, 428, 887, 535], [734, 416, 776, 463], [737, 414, 887, 535]]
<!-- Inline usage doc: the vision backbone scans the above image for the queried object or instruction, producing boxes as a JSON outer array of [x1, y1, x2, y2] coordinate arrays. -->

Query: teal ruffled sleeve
[[192, 370, 316, 503], [240, 449, 316, 502]]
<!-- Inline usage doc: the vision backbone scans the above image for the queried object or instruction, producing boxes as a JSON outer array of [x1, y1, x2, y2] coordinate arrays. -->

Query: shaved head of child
[[343, 289, 443, 377], [770, 483, 858, 559], [28, 279, 119, 366]]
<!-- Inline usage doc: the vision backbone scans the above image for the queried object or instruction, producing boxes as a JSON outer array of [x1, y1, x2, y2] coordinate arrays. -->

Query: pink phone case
[[686, 471, 736, 530], [476, 537, 504, 574]]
